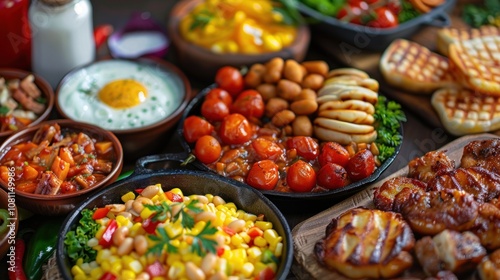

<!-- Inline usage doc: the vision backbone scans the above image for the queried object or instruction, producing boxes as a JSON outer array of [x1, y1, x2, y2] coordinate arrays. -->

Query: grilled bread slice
[[431, 87, 500, 135], [380, 39, 458, 94], [437, 26, 500, 56], [448, 35, 500, 96], [314, 207, 415, 279]]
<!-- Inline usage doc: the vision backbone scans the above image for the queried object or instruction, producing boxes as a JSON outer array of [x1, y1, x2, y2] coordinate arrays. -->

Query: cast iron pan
[[172, 85, 403, 206], [56, 155, 293, 280]]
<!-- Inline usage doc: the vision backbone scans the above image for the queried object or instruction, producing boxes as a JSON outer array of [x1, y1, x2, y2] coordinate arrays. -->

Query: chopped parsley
[[373, 96, 406, 162]]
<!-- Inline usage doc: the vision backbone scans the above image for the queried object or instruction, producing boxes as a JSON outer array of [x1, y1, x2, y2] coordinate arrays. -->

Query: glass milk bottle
[[29, 0, 95, 88]]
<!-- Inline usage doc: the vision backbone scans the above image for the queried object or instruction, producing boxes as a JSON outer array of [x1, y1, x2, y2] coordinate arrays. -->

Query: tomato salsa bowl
[[0, 119, 124, 216], [0, 68, 54, 142]]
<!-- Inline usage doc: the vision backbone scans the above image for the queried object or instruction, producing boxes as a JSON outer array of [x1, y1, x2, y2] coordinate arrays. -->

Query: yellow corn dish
[[67, 184, 284, 280]]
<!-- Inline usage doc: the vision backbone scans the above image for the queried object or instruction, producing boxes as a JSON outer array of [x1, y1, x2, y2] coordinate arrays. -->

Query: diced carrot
[[17, 181, 37, 193], [22, 164, 39, 181], [51, 156, 70, 181], [95, 141, 113, 155], [0, 166, 10, 183], [59, 147, 75, 166]]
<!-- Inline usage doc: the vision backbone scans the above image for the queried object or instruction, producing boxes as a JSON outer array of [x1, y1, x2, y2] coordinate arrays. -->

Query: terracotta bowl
[[0, 188, 17, 259], [0, 68, 55, 142], [55, 58, 191, 163], [167, 0, 311, 82], [0, 119, 123, 216]]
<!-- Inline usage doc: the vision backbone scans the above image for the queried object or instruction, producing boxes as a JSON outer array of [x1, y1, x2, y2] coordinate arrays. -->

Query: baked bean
[[301, 73, 324, 90], [264, 57, 284, 83], [292, 116, 313, 136], [271, 109, 295, 127], [277, 79, 301, 101], [301, 60, 329, 76], [290, 99, 318, 115], [283, 59, 305, 83], [244, 63, 266, 88], [256, 83, 277, 101], [295, 88, 317, 101], [265, 97, 289, 118]]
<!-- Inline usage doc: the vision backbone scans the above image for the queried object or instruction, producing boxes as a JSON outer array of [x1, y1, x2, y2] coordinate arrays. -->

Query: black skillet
[[56, 154, 293, 280]]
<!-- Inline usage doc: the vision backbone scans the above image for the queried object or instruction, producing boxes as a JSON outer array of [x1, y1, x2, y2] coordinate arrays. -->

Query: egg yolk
[[98, 79, 147, 108]]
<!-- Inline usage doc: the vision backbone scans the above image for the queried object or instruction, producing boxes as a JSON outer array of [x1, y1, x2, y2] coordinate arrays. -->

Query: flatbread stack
[[313, 69, 378, 144], [380, 26, 500, 136]]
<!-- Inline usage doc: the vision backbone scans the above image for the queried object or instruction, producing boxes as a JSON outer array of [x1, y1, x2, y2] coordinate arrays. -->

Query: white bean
[[141, 185, 160, 198], [201, 253, 217, 274], [226, 219, 246, 233], [186, 262, 206, 280], [134, 235, 148, 256], [112, 226, 129, 246], [117, 237, 134, 256], [212, 196, 225, 206]]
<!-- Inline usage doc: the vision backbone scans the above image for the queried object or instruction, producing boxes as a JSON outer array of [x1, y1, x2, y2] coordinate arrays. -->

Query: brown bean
[[283, 125, 293, 136], [295, 88, 317, 101], [256, 83, 277, 101], [264, 57, 284, 83], [283, 59, 305, 84], [271, 109, 295, 127], [292, 116, 313, 136], [277, 79, 301, 101], [244, 63, 266, 88], [301, 60, 329, 76], [265, 97, 289, 118], [301, 73, 325, 90], [134, 235, 148, 255], [290, 99, 318, 115]]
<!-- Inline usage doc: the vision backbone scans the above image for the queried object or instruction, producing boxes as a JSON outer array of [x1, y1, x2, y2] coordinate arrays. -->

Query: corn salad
[[68, 184, 284, 280]]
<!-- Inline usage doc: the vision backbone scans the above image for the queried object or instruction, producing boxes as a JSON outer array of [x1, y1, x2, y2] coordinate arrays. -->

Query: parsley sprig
[[191, 221, 218, 256], [374, 96, 406, 162], [148, 227, 179, 255]]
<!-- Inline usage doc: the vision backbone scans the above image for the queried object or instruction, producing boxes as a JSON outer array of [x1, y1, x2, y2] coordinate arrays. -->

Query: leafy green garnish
[[190, 221, 218, 256], [64, 209, 100, 263], [274, 0, 304, 26], [147, 227, 179, 256], [374, 96, 406, 162], [463, 0, 500, 27], [189, 9, 214, 31], [0, 106, 9, 116], [145, 199, 203, 229], [399, 0, 421, 24]]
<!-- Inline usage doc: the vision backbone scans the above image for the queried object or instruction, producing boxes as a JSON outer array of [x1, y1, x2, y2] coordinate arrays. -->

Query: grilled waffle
[[431, 87, 500, 135], [448, 35, 500, 96], [380, 39, 458, 94], [437, 26, 500, 56], [314, 208, 415, 279]]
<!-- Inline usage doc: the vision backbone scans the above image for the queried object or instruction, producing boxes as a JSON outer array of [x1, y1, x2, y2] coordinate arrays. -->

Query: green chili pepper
[[23, 217, 65, 280], [0, 208, 9, 235]]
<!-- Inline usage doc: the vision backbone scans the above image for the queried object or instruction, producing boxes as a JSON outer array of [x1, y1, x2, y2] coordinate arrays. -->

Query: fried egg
[[57, 60, 184, 130]]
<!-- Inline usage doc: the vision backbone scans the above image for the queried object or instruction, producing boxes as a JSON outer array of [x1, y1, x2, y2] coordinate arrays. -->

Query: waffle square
[[431, 87, 500, 135], [380, 39, 458, 94], [437, 26, 500, 56], [448, 35, 500, 96]]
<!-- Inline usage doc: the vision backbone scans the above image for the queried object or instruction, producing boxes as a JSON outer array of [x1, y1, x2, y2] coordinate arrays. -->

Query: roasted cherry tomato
[[246, 160, 279, 191], [183, 115, 214, 143], [336, 1, 369, 24], [366, 7, 398, 28], [318, 142, 350, 167], [194, 135, 222, 164], [346, 149, 375, 181], [286, 160, 316, 192], [215, 66, 244, 97], [251, 137, 283, 161], [317, 163, 349, 190], [219, 113, 254, 145], [201, 98, 230, 122], [205, 87, 233, 107], [286, 136, 319, 161], [231, 89, 265, 121]]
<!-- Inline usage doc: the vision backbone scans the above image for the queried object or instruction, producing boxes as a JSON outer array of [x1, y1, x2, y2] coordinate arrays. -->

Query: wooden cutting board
[[291, 133, 499, 279], [311, 0, 500, 136]]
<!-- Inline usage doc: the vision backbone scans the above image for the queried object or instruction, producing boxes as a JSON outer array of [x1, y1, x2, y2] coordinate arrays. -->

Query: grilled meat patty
[[408, 150, 455, 183], [461, 139, 500, 175]]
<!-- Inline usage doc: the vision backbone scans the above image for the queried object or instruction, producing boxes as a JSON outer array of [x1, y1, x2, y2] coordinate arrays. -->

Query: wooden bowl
[[0, 119, 123, 216], [167, 0, 311, 82], [0, 188, 17, 258], [0, 68, 54, 142]]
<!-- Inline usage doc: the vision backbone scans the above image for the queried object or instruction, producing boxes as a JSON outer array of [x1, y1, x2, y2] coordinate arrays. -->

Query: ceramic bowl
[[0, 68, 54, 142], [0, 188, 17, 259], [57, 168, 293, 280], [0, 119, 123, 216], [55, 58, 191, 162], [167, 0, 311, 82]]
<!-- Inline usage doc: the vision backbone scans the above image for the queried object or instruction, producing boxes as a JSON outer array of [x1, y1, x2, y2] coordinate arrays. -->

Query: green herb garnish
[[147, 227, 179, 255], [374, 96, 406, 162], [0, 106, 9, 116], [64, 209, 100, 263], [190, 221, 218, 256], [463, 0, 500, 27], [190, 9, 215, 31], [399, 0, 421, 24]]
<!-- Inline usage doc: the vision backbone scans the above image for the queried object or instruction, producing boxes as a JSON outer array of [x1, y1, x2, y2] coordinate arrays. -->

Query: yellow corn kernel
[[129, 222, 144, 236], [121, 191, 135, 203], [213, 211, 226, 227], [80, 263, 91, 274], [95, 226, 106, 240], [96, 249, 111, 264], [242, 262, 255, 278], [225, 41, 239, 53], [256, 221, 273, 231], [166, 222, 184, 238], [205, 194, 214, 203], [100, 260, 111, 272], [263, 229, 282, 248], [274, 242, 283, 258], [90, 267, 103, 279], [71, 265, 85, 276], [76, 258, 84, 266], [110, 261, 123, 275], [254, 236, 268, 247], [231, 234, 244, 247], [168, 261, 186, 279], [139, 255, 147, 267], [167, 252, 182, 266], [271, 11, 284, 22], [121, 269, 136, 280], [211, 43, 224, 54], [239, 232, 251, 243], [169, 188, 183, 197], [110, 247, 117, 255], [254, 262, 267, 275], [247, 247, 262, 261], [116, 215, 130, 227], [262, 34, 281, 52], [140, 207, 155, 220], [74, 275, 87, 280], [127, 260, 143, 274], [215, 257, 228, 275], [152, 277, 167, 280]]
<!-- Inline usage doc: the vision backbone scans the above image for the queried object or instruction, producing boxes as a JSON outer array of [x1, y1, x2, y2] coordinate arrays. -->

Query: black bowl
[[171, 85, 402, 206], [297, 0, 456, 51], [56, 161, 293, 280]]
